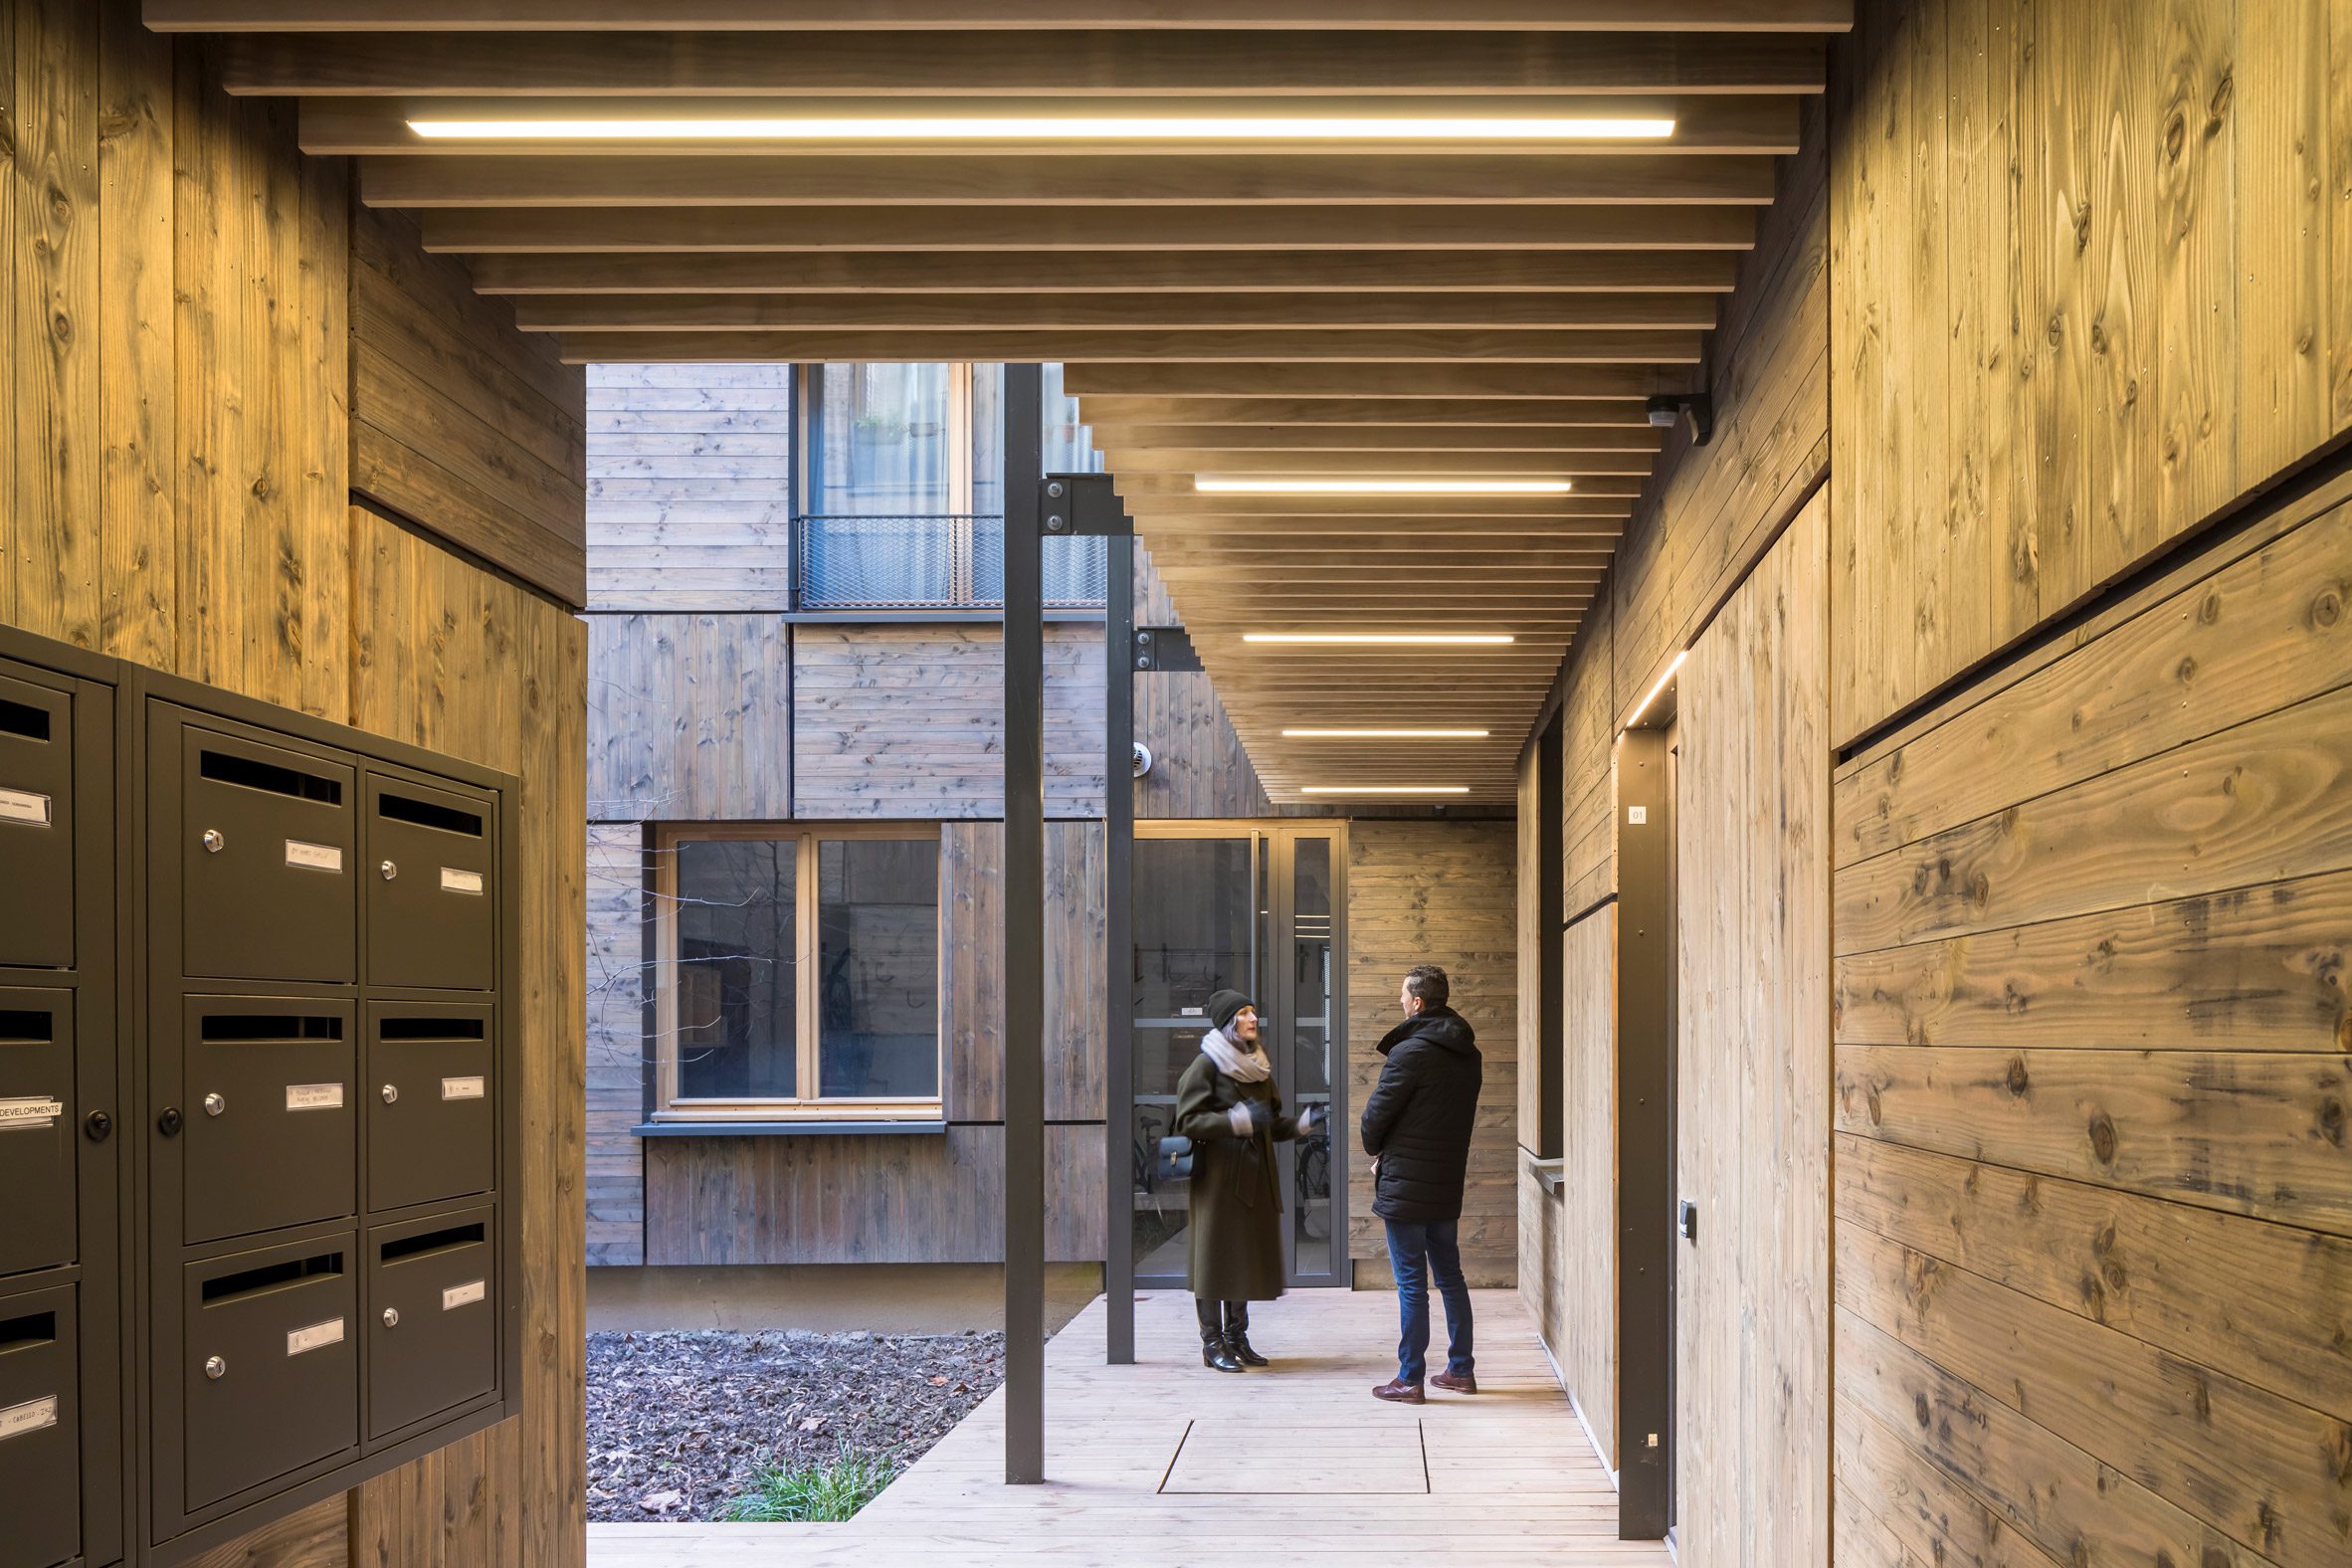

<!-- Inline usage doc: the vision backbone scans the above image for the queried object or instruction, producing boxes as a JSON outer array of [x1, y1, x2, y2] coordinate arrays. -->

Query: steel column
[[1002, 362, 1046, 1485], [1103, 528, 1136, 1365], [1614, 726, 1672, 1537]]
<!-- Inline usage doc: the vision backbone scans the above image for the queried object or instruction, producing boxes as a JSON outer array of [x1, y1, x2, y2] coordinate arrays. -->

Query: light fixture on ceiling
[[406, 114, 1677, 142], [1298, 785, 1473, 796], [1243, 633, 1515, 646], [1625, 650, 1688, 728], [1194, 477, 1572, 496], [1282, 728, 1491, 738]]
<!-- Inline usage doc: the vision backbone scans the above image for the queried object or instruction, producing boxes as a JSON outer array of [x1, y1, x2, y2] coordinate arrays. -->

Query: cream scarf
[[1200, 1024, 1273, 1083]]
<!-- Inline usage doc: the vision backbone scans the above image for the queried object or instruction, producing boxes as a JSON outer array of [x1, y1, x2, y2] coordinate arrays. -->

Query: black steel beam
[[1103, 525, 1136, 1365], [1003, 362, 1047, 1485], [1614, 726, 1672, 1537]]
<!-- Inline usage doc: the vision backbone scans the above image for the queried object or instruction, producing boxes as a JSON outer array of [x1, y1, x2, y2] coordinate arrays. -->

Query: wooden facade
[[0, 4, 589, 1563]]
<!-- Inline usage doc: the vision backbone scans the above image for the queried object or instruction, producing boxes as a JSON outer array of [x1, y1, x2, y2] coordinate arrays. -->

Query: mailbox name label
[[0, 788, 52, 826], [0, 1396, 59, 1442], [286, 1082, 345, 1111], [440, 867, 486, 895], [286, 1318, 346, 1357], [0, 1096, 64, 1130], [441, 1076, 486, 1101], [285, 839, 344, 873], [443, 1279, 487, 1311]]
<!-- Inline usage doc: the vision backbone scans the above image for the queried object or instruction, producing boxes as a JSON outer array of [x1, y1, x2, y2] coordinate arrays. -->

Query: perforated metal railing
[[795, 514, 1107, 610]]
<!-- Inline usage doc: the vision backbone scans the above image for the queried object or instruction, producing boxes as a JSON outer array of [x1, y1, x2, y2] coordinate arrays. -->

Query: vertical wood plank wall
[[585, 826, 648, 1268], [1831, 0, 2352, 747], [0, 7, 588, 1563], [1348, 821, 1520, 1285], [1831, 477, 2352, 1567], [1674, 492, 1832, 1568]]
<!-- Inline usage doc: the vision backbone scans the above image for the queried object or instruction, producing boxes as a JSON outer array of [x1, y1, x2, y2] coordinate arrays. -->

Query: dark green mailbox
[[0, 672, 76, 973], [366, 1005, 494, 1213], [180, 1002, 356, 1246], [0, 992, 76, 1279], [0, 1285, 81, 1568], [365, 775, 497, 992], [180, 1240, 359, 1513], [176, 725, 358, 986], [365, 1211, 498, 1441]]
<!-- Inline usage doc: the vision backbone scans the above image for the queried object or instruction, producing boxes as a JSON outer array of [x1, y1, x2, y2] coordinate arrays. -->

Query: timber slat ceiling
[[146, 0, 1849, 803]]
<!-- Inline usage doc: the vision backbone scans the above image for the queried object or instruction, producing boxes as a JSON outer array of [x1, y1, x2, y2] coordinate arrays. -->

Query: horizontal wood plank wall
[[1612, 97, 1830, 724], [1133, 547, 1273, 819], [585, 612, 791, 821], [1560, 903, 1617, 1470], [348, 203, 588, 610], [1831, 491, 2352, 1568], [792, 623, 1107, 819], [2, 8, 586, 1562], [643, 1122, 1104, 1267], [1675, 490, 1829, 1568], [1562, 593, 1618, 920], [585, 362, 793, 613], [1830, 0, 2352, 747], [585, 826, 647, 1268], [1346, 820, 1519, 1284]]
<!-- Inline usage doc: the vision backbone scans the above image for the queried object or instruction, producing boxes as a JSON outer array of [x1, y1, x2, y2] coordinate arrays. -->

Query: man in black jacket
[[1360, 964, 1483, 1404]]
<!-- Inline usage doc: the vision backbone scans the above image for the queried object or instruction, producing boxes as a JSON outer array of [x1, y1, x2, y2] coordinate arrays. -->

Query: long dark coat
[[1173, 1049, 1302, 1301]]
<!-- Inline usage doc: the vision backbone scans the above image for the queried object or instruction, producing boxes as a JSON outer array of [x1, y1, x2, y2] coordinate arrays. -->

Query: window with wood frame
[[651, 824, 942, 1121]]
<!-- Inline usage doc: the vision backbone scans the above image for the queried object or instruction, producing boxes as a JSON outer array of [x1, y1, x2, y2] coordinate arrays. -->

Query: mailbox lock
[[157, 1106, 183, 1137], [380, 860, 398, 881], [382, 1307, 401, 1329], [201, 828, 225, 854], [85, 1109, 112, 1142], [381, 1083, 399, 1104], [204, 1355, 227, 1380], [202, 1091, 227, 1117]]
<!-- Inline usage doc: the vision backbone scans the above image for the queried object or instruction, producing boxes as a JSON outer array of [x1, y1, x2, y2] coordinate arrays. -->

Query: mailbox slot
[[365, 775, 496, 992], [0, 675, 74, 971], [183, 1004, 355, 1244], [0, 1291, 80, 1568], [182, 730, 357, 984], [367, 1214, 496, 1439], [182, 1244, 357, 1511], [366, 1007, 494, 1214], [0, 996, 75, 1279]]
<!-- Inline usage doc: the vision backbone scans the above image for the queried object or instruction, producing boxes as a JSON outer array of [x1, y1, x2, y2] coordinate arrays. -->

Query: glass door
[[1129, 826, 1347, 1289]]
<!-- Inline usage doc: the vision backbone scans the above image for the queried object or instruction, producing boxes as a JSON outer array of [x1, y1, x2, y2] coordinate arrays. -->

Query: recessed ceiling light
[[1195, 478, 1572, 496], [1244, 633, 1515, 646], [1298, 785, 1473, 795], [1282, 728, 1491, 739], [406, 115, 1676, 142]]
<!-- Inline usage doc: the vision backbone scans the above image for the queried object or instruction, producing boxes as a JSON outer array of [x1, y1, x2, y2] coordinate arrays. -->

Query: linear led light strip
[[1244, 632, 1514, 646], [408, 115, 1675, 141], [1282, 728, 1490, 738], [1194, 478, 1572, 495], [1297, 785, 1472, 796]]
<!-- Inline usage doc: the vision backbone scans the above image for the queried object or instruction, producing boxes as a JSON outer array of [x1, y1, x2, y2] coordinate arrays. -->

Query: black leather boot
[[1224, 1302, 1269, 1367], [1198, 1298, 1245, 1372]]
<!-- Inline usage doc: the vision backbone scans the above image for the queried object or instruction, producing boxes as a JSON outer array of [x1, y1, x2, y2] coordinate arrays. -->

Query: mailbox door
[[0, 672, 74, 972], [182, 1000, 355, 1245], [366, 1004, 494, 1214], [179, 725, 357, 985], [365, 1212, 497, 1439], [364, 774, 496, 992], [0, 1283, 80, 1568], [182, 1240, 358, 1512], [0, 992, 75, 1280]]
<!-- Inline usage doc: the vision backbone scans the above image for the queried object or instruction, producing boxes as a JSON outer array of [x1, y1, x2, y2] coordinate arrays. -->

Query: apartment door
[[1128, 824, 1347, 1289]]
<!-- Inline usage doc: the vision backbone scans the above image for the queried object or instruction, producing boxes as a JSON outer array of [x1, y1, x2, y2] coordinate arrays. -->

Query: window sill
[[634, 1118, 948, 1138]]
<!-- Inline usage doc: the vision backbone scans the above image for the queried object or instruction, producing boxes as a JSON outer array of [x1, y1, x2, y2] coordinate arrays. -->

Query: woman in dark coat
[[1173, 988, 1320, 1372]]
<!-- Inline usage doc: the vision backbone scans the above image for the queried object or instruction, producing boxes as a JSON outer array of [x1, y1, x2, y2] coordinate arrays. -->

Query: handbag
[[1154, 1134, 1194, 1185]]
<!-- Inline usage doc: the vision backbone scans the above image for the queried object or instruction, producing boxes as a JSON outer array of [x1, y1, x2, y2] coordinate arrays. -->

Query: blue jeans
[[1383, 1217, 1473, 1384]]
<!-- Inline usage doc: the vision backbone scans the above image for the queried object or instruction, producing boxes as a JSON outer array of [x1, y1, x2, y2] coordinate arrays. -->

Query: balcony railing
[[795, 513, 1107, 612]]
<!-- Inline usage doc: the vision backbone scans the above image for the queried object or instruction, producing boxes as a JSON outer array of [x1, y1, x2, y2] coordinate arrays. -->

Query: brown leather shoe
[[1371, 1377, 1426, 1404], [1430, 1371, 1478, 1394]]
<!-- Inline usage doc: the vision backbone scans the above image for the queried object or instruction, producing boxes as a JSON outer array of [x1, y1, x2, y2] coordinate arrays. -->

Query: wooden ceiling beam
[[1089, 423, 1666, 450], [1080, 396, 1660, 425], [301, 93, 1799, 155], [422, 204, 1758, 253], [359, 152, 1777, 208], [466, 250, 1740, 296], [548, 328, 1704, 364], [1063, 361, 1693, 398], [510, 292, 1720, 332], [148, 2, 1856, 34], [215, 32, 1829, 97]]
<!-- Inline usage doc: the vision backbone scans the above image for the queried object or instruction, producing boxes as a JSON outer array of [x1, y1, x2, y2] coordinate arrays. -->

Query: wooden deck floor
[[590, 1286, 1665, 1566]]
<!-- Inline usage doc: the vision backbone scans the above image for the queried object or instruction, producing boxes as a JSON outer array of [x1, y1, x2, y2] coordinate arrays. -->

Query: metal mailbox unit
[[0, 623, 522, 1568]]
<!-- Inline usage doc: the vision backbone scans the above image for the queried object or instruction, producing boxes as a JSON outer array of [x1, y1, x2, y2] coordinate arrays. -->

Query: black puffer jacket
[[1359, 1006, 1482, 1224]]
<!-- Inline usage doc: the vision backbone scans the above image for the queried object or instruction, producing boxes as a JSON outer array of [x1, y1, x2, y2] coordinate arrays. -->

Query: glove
[[1295, 1104, 1322, 1135], [1227, 1098, 1270, 1137]]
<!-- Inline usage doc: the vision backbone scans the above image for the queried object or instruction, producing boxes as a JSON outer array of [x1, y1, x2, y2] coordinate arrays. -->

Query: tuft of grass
[[718, 1449, 898, 1523]]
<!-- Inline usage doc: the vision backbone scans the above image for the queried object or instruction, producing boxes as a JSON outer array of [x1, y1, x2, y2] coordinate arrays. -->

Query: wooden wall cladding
[[792, 624, 1107, 819], [1561, 593, 1618, 920], [586, 612, 792, 821], [1830, 0, 2352, 747], [1831, 485, 2352, 1568], [585, 363, 793, 613], [1133, 548, 1272, 819], [643, 1122, 1104, 1267], [3, 9, 587, 1561], [349, 205, 588, 610], [938, 820, 1108, 1125], [1674, 491, 1829, 1568], [1345, 820, 1520, 1280], [1558, 905, 1617, 1471], [585, 826, 647, 1268], [1612, 98, 1830, 725], [1514, 1155, 1567, 1386]]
